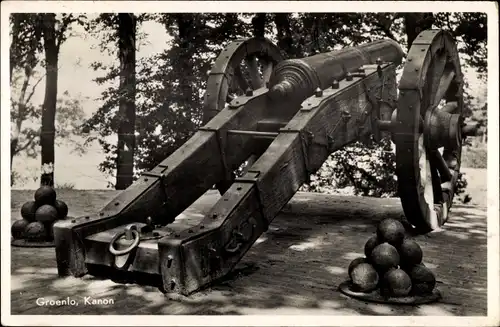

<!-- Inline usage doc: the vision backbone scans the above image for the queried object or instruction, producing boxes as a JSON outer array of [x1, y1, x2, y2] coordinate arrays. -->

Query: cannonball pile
[[11, 186, 69, 242], [347, 218, 437, 298]]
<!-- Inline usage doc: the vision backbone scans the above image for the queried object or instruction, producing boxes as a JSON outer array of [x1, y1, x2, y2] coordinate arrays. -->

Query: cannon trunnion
[[54, 30, 478, 295]]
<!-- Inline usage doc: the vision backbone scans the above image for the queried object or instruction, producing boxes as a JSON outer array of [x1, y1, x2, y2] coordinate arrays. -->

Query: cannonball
[[34, 186, 57, 206], [25, 221, 48, 241], [350, 263, 379, 293], [20, 201, 38, 222], [401, 262, 426, 274], [399, 239, 423, 266], [383, 268, 412, 297], [54, 200, 69, 219], [364, 235, 380, 259], [377, 218, 406, 247], [11, 219, 30, 239], [370, 242, 400, 273], [348, 257, 368, 278], [409, 265, 436, 295], [35, 204, 59, 223]]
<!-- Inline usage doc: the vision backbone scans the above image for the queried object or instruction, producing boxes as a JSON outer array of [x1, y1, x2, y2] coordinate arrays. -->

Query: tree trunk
[[404, 13, 435, 48], [11, 64, 31, 164], [251, 14, 267, 38], [175, 14, 195, 116], [10, 20, 20, 82], [274, 14, 295, 58], [115, 13, 137, 190], [40, 13, 58, 187]]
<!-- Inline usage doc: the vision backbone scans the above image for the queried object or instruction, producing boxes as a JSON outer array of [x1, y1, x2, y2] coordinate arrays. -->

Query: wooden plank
[[84, 236, 160, 275], [83, 191, 219, 276], [158, 182, 267, 295], [285, 65, 396, 173], [54, 89, 289, 278], [251, 132, 308, 222]]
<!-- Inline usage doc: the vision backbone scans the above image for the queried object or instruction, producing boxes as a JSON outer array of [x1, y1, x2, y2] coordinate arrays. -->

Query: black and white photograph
[[1, 1, 498, 326]]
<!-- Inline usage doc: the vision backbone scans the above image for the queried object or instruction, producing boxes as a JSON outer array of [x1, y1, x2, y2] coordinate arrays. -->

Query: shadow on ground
[[10, 190, 487, 315]]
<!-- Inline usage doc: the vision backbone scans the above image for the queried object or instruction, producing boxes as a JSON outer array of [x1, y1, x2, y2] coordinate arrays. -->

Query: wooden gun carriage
[[54, 29, 479, 295]]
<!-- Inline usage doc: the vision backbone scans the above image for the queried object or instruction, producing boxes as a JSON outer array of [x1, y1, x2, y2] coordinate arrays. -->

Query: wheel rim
[[203, 37, 284, 124], [396, 30, 465, 233]]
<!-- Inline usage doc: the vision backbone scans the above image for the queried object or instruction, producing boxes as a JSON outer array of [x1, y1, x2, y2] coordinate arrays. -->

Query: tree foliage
[[85, 12, 486, 201], [9, 14, 43, 78], [39, 13, 86, 186], [10, 86, 86, 186], [294, 12, 485, 200], [9, 13, 87, 186]]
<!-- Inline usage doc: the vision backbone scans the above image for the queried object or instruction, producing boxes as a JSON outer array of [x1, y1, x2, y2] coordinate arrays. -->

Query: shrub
[[56, 182, 76, 190], [300, 137, 470, 203]]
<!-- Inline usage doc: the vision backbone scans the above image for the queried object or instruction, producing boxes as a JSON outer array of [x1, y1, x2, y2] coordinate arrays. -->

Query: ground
[[9, 168, 488, 315]]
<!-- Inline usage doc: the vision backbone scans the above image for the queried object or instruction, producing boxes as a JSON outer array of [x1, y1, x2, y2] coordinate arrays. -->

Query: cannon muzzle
[[268, 39, 405, 102]]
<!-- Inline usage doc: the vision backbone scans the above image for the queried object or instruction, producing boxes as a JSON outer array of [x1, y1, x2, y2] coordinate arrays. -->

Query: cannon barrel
[[268, 39, 405, 102]]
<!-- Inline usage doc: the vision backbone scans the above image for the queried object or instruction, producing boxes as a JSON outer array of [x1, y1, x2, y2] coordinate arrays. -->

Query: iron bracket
[[228, 87, 269, 109]]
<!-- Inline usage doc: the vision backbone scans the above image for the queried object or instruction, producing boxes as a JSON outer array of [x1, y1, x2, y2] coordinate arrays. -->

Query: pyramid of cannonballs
[[347, 218, 437, 298], [11, 186, 68, 243]]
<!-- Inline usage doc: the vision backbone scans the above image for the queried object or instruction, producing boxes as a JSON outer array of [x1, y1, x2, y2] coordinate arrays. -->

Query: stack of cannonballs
[[11, 186, 68, 245], [346, 218, 437, 299]]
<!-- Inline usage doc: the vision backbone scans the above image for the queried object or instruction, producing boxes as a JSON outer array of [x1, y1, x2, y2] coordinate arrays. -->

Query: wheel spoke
[[429, 51, 448, 99], [442, 149, 459, 170], [245, 55, 264, 89], [262, 59, 274, 83], [441, 169, 459, 206], [429, 150, 453, 182], [234, 65, 250, 91], [432, 69, 456, 106], [418, 135, 438, 229], [226, 94, 235, 103], [419, 136, 433, 192], [430, 164, 444, 203]]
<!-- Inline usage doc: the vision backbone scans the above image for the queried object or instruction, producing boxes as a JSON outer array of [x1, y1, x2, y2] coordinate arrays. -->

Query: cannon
[[54, 29, 479, 295]]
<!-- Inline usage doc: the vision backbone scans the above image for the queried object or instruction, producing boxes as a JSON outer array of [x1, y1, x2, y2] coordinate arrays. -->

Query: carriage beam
[[158, 63, 397, 294]]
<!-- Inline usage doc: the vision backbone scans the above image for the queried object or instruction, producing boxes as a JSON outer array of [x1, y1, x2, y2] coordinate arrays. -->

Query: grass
[[10, 169, 487, 223]]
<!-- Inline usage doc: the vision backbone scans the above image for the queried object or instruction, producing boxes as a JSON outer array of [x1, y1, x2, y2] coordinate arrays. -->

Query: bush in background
[[300, 137, 471, 204]]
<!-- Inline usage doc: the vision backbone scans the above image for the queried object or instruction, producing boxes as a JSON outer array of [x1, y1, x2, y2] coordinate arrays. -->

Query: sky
[[11, 19, 172, 189], [10, 14, 487, 190]]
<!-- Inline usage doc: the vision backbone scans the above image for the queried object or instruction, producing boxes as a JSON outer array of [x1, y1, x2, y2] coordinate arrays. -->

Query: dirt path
[[10, 187, 487, 315]]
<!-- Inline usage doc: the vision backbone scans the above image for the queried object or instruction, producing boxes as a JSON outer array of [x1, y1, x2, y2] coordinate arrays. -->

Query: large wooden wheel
[[203, 37, 284, 194], [395, 30, 476, 233], [203, 37, 284, 124]]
